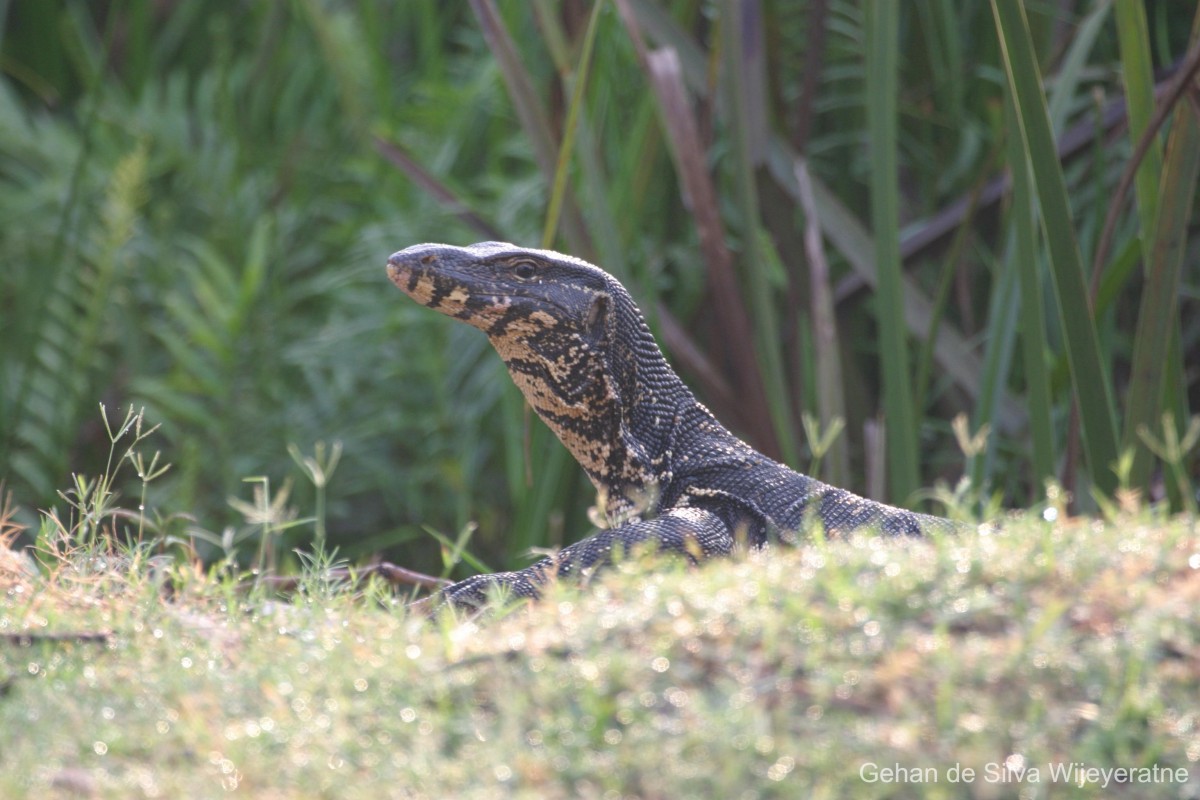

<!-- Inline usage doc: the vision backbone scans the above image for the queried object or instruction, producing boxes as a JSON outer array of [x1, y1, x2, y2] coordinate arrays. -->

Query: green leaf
[[866, 0, 918, 503], [1006, 92, 1056, 486], [991, 0, 1119, 496], [540, 0, 605, 251], [1123, 101, 1200, 486]]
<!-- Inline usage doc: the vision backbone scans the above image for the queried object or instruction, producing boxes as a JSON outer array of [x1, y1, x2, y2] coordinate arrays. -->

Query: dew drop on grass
[[767, 756, 795, 781]]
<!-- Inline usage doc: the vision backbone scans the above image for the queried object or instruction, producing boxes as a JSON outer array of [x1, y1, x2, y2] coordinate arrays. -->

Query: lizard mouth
[[386, 252, 425, 290], [386, 252, 452, 309]]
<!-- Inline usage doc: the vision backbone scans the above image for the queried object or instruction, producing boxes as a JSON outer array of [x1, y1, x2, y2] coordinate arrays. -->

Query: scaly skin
[[387, 242, 955, 608]]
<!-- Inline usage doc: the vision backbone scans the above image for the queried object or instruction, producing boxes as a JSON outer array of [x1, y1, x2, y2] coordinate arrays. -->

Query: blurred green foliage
[[0, 1, 1197, 578]]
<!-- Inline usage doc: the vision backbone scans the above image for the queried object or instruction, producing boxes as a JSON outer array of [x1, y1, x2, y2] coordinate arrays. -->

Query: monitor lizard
[[387, 241, 957, 609]]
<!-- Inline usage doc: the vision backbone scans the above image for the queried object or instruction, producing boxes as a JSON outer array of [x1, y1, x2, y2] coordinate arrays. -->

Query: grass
[[2, 507, 1198, 799]]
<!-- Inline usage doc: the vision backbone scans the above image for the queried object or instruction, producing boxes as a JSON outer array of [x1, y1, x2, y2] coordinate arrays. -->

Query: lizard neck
[[489, 286, 687, 523]]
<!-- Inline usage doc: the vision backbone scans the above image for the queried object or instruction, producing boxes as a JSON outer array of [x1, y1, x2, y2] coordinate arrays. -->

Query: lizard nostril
[[420, 255, 436, 265]]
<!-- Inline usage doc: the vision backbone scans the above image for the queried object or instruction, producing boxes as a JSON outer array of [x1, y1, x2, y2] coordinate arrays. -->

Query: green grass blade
[[1044, 0, 1112, 135], [991, 0, 1119, 496], [643, 46, 781, 456], [1006, 92, 1056, 486], [1113, 0, 1163, 238], [719, 0, 796, 464], [1115, 2, 1198, 494], [624, 0, 707, 92], [794, 158, 849, 485], [1123, 97, 1200, 487], [540, 0, 605, 250], [865, 0, 918, 503], [467, 0, 593, 255], [532, 0, 628, 274], [970, 248, 1019, 490], [372, 136, 504, 240]]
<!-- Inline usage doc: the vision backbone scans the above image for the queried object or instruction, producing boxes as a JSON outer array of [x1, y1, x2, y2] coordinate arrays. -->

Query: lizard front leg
[[421, 507, 733, 612]]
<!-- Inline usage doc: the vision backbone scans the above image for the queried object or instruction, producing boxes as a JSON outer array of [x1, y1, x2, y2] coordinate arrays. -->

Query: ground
[[1, 510, 1198, 799]]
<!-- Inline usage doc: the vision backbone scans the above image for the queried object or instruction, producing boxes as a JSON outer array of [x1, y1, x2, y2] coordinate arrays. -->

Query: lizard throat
[[488, 329, 654, 519]]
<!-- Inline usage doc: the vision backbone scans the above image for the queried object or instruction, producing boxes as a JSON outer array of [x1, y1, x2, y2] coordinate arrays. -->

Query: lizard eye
[[512, 261, 537, 280]]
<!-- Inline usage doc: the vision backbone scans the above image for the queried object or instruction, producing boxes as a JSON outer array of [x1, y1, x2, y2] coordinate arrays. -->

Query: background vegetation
[[1, 0, 1198, 580]]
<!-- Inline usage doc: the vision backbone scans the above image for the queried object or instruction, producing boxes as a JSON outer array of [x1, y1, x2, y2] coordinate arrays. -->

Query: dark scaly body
[[387, 242, 956, 607]]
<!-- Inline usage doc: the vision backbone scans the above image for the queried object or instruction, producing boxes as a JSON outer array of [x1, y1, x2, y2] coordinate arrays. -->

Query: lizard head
[[387, 241, 616, 362], [387, 241, 674, 507]]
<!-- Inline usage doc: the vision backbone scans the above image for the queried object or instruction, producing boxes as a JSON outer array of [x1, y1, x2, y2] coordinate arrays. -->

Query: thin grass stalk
[[372, 136, 504, 240], [297, 0, 370, 131], [625, 0, 707, 93], [643, 46, 780, 456], [794, 158, 848, 485], [718, 0, 795, 463], [531, 2, 627, 276], [865, 0, 918, 503], [1113, 0, 1163, 238], [1112, 6, 1200, 493], [1006, 93, 1057, 488], [791, 0, 827, 153], [608, 95, 661, 255], [508, 426, 575, 564], [912, 160, 996, 424], [467, 0, 593, 257], [970, 250, 1020, 491], [974, 0, 1107, 494], [540, 0, 605, 251], [0, 0, 10, 48], [1122, 83, 1200, 489], [991, 0, 1119, 496], [1045, 1, 1113, 135]]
